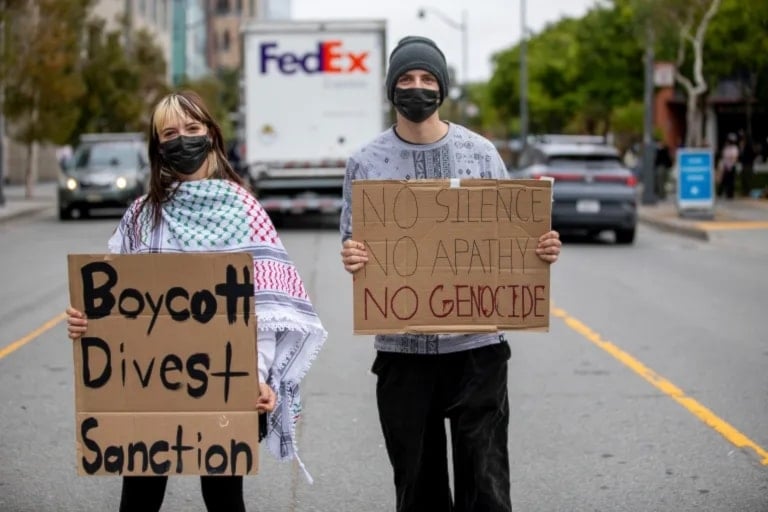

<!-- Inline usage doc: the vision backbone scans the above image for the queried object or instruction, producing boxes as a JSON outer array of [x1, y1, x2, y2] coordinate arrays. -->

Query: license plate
[[576, 199, 600, 213], [86, 194, 103, 203]]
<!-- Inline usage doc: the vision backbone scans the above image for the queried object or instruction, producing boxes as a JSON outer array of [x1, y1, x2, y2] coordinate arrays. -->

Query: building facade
[[206, 0, 290, 72], [93, 0, 173, 78]]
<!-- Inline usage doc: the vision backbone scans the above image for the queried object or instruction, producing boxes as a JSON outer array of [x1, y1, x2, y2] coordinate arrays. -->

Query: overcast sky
[[291, 0, 598, 82]]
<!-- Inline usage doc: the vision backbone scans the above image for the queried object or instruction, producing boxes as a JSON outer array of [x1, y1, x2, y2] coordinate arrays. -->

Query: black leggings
[[119, 475, 245, 512]]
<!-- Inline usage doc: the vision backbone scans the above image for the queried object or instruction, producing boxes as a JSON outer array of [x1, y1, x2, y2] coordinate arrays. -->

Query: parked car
[[58, 133, 148, 220], [510, 135, 638, 244]]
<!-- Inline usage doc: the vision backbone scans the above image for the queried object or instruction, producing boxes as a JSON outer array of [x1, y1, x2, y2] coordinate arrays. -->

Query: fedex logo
[[260, 40, 370, 74]]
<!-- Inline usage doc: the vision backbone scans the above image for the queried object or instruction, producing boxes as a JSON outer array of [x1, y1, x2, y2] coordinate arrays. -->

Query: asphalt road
[[0, 210, 766, 512]]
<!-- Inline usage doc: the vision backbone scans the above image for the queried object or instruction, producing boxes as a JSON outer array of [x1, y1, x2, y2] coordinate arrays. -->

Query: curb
[[637, 214, 709, 241]]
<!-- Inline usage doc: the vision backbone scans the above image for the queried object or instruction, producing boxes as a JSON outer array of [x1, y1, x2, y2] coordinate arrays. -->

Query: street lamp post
[[417, 7, 468, 124]]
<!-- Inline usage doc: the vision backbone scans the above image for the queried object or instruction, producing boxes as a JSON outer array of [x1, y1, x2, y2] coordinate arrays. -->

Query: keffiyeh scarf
[[113, 179, 327, 481]]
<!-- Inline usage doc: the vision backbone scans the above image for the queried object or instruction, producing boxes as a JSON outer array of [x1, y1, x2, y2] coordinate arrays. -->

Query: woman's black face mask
[[392, 87, 441, 123], [158, 135, 212, 175]]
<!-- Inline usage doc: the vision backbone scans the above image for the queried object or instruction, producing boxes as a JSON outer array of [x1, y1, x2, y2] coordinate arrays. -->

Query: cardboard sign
[[352, 179, 552, 334], [67, 253, 260, 476]]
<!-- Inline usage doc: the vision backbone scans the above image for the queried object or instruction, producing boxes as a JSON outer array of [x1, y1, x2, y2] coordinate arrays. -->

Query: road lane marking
[[694, 221, 768, 231], [0, 313, 67, 361], [551, 304, 768, 466]]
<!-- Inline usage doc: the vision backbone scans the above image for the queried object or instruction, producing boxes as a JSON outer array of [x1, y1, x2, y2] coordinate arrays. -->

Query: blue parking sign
[[676, 148, 714, 212]]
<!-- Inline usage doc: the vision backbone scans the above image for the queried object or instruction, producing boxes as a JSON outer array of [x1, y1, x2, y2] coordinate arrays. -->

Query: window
[[249, 0, 255, 16], [546, 154, 623, 170], [222, 30, 230, 51], [216, 0, 229, 14], [73, 142, 142, 169], [235, 0, 242, 13]]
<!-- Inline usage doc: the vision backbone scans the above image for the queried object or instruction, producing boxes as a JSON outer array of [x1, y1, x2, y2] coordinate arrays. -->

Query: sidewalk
[[2, 180, 768, 240], [638, 196, 768, 241], [0, 181, 57, 225]]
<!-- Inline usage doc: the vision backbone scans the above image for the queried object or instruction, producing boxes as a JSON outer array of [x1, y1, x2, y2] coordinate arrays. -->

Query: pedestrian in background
[[66, 90, 327, 512], [339, 36, 561, 512], [717, 132, 740, 199], [654, 140, 673, 199], [738, 134, 756, 197]]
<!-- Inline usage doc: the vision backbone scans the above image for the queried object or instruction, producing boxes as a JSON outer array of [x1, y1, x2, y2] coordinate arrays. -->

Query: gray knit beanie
[[385, 36, 449, 102]]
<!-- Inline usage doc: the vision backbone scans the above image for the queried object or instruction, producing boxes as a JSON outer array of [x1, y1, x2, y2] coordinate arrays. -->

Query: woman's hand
[[256, 382, 276, 413], [535, 230, 562, 263], [340, 239, 368, 274], [66, 306, 88, 340]]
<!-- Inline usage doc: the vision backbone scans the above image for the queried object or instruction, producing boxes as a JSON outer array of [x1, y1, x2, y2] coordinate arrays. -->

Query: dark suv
[[58, 133, 148, 220], [510, 135, 638, 244]]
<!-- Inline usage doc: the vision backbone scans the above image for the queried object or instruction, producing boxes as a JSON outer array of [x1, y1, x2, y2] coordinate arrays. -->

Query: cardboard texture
[[67, 253, 260, 476], [351, 179, 552, 334]]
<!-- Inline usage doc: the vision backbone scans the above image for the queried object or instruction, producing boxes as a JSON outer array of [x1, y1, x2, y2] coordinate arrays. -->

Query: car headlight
[[115, 176, 128, 189], [66, 177, 78, 191]]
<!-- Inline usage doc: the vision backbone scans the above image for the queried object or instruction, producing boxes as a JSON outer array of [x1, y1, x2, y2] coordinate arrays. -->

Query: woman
[[66, 90, 327, 512]]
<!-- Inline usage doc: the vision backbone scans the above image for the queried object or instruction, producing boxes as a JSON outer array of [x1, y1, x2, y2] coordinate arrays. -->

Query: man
[[339, 36, 561, 512]]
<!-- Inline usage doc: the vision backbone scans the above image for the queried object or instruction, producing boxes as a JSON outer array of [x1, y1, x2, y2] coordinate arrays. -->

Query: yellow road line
[[694, 221, 768, 231], [551, 304, 768, 466], [0, 313, 67, 361]]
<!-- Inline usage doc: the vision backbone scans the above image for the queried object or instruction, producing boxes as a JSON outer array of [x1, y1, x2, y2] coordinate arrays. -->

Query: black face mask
[[159, 135, 212, 175], [393, 87, 441, 123]]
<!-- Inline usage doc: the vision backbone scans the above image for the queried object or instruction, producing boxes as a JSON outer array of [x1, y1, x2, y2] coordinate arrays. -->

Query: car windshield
[[548, 154, 622, 170], [73, 142, 143, 169]]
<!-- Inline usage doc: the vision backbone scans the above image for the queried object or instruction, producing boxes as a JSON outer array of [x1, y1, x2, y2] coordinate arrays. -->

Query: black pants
[[119, 475, 245, 512], [372, 343, 512, 512], [118, 416, 266, 511], [718, 168, 736, 199]]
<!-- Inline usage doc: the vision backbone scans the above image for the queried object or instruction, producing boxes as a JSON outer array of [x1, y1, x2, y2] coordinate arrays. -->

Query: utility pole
[[519, 0, 528, 149], [641, 23, 657, 205]]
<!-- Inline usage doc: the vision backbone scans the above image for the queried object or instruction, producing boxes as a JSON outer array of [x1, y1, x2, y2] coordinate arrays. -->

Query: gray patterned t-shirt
[[340, 122, 509, 354]]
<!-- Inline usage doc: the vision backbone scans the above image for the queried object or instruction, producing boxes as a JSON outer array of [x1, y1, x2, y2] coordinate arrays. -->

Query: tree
[[488, 17, 583, 136], [72, 18, 144, 139], [705, 0, 768, 145], [670, 0, 722, 147], [72, 19, 168, 141], [571, 4, 644, 134], [2, 0, 91, 197], [132, 28, 170, 128]]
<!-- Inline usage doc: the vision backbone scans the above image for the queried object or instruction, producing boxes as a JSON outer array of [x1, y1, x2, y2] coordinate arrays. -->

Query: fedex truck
[[241, 19, 388, 216]]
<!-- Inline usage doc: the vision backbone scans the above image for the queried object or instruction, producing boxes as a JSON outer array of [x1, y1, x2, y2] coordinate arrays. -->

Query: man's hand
[[535, 230, 562, 263], [256, 382, 276, 413], [66, 306, 88, 340], [340, 239, 368, 274]]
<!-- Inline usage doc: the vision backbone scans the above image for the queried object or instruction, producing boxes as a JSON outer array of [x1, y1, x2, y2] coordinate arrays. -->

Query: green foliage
[[2, 0, 91, 145], [217, 68, 242, 114], [487, 10, 642, 136], [72, 18, 144, 139], [71, 22, 168, 142], [706, 0, 768, 89], [485, 0, 767, 139], [571, 4, 644, 133], [176, 75, 235, 140]]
